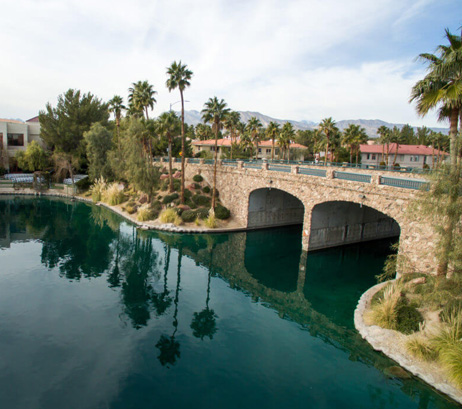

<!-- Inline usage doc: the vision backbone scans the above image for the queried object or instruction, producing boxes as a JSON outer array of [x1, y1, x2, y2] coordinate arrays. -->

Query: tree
[[390, 126, 404, 165], [266, 122, 280, 161], [377, 125, 392, 165], [223, 111, 241, 160], [108, 95, 126, 150], [410, 29, 462, 165], [201, 97, 230, 210], [166, 61, 193, 204], [195, 123, 213, 140], [84, 123, 114, 181], [39, 89, 109, 155], [15, 141, 49, 171], [342, 124, 368, 164], [319, 117, 338, 165], [157, 111, 180, 192], [246, 117, 263, 160], [401, 124, 415, 144], [128, 80, 157, 120], [280, 122, 295, 162]]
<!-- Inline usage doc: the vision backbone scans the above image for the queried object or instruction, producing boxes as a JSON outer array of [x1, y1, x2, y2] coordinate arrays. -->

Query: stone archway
[[308, 201, 400, 250], [247, 188, 305, 229]]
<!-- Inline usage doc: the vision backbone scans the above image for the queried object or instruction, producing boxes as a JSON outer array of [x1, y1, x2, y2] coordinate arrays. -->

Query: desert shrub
[[194, 183, 201, 189], [159, 208, 182, 225], [90, 177, 107, 202], [202, 186, 211, 194], [205, 213, 217, 228], [160, 181, 169, 191], [439, 342, 462, 388], [163, 193, 179, 204], [406, 335, 438, 361], [440, 299, 462, 323], [192, 194, 211, 206], [195, 208, 210, 220], [194, 217, 200, 226], [193, 174, 203, 182], [181, 210, 197, 223], [184, 189, 192, 199], [172, 179, 181, 191], [215, 204, 230, 220], [150, 200, 162, 211], [75, 176, 92, 191], [379, 161, 386, 168], [103, 183, 126, 205], [138, 207, 157, 221], [125, 205, 136, 214], [395, 304, 423, 334], [185, 198, 197, 209], [365, 284, 400, 330]]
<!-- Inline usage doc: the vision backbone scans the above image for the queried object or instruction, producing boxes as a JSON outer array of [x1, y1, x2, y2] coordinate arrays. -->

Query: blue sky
[[0, 0, 460, 127]]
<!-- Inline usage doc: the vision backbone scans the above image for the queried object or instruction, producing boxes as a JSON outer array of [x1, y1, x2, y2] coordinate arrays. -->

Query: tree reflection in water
[[156, 246, 182, 367]]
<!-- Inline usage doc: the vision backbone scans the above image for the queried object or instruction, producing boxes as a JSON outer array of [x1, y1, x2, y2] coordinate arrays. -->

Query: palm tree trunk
[[168, 135, 174, 193], [145, 107, 149, 121], [180, 90, 186, 204], [324, 141, 329, 166], [393, 144, 399, 165], [271, 138, 275, 161], [350, 147, 353, 164], [431, 143, 435, 169], [212, 123, 218, 210], [449, 108, 459, 166]]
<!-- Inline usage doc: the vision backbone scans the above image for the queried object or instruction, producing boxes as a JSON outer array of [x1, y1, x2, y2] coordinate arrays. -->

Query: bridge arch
[[247, 187, 304, 229], [308, 200, 401, 250]]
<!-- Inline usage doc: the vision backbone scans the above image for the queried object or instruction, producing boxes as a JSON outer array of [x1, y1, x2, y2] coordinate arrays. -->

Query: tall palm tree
[[166, 61, 193, 204], [128, 80, 157, 120], [319, 117, 338, 165], [246, 117, 263, 160], [281, 122, 295, 162], [157, 111, 180, 192], [377, 125, 391, 165], [108, 95, 126, 150], [266, 121, 280, 161], [390, 126, 404, 165], [201, 97, 230, 209], [410, 29, 462, 165], [223, 111, 241, 160]]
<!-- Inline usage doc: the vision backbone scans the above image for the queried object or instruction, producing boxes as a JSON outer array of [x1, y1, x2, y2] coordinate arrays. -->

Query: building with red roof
[[359, 143, 449, 169], [192, 138, 307, 160]]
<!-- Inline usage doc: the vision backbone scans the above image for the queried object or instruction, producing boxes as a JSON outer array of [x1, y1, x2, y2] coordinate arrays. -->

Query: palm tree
[[201, 97, 230, 210], [223, 111, 241, 160], [319, 117, 338, 165], [277, 129, 289, 160], [166, 61, 193, 204], [266, 121, 280, 161], [128, 80, 157, 120], [377, 125, 392, 165], [108, 95, 126, 150], [246, 117, 263, 160], [410, 29, 462, 165], [281, 122, 295, 162], [157, 111, 180, 192], [390, 126, 403, 165], [342, 124, 368, 164]]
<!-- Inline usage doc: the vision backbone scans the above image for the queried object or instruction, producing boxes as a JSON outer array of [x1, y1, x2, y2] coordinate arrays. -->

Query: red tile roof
[[360, 143, 448, 156], [0, 118, 24, 124], [192, 138, 307, 149], [26, 116, 39, 122]]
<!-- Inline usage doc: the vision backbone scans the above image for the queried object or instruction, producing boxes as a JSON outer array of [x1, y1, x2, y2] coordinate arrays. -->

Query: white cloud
[[0, 0, 447, 127]]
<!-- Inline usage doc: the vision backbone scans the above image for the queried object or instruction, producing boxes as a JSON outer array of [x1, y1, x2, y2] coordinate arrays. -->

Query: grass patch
[[406, 334, 438, 361], [204, 212, 217, 228], [159, 208, 182, 225]]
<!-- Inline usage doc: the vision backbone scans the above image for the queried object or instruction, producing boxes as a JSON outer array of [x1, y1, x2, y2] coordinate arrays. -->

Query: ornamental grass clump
[[366, 284, 400, 330], [103, 183, 126, 205], [137, 206, 158, 222], [159, 208, 182, 225], [204, 210, 217, 228], [406, 334, 438, 361], [90, 177, 107, 202]]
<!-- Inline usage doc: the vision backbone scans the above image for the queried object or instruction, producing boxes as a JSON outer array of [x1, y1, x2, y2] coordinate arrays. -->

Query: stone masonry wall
[[184, 160, 438, 275]]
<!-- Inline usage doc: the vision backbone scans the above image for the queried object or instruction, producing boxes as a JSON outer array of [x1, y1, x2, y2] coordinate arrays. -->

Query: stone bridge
[[180, 159, 436, 274]]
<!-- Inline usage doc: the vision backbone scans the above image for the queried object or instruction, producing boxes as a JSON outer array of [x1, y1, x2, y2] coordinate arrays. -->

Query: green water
[[0, 196, 459, 409]]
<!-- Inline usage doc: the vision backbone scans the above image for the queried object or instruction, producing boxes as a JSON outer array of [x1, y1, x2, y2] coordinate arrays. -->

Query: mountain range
[[180, 110, 448, 138]]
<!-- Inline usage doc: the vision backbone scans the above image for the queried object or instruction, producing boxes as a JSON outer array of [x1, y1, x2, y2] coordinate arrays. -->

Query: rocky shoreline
[[355, 282, 462, 405]]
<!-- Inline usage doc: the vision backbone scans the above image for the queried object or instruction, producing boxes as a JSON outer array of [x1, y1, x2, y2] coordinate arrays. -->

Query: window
[[371, 154, 376, 160], [258, 148, 261, 153], [197, 146, 201, 151], [266, 149, 271, 154], [410, 155, 420, 162], [367, 154, 370, 160], [7, 133, 24, 146]]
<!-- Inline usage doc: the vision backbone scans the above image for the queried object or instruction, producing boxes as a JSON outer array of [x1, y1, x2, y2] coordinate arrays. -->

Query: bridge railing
[[333, 171, 372, 183], [379, 176, 430, 191]]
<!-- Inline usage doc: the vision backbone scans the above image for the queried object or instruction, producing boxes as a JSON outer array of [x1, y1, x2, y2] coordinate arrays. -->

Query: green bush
[[124, 205, 137, 214], [194, 183, 201, 189], [150, 200, 162, 211], [215, 204, 231, 220], [172, 179, 181, 191], [181, 210, 197, 223], [195, 208, 210, 220], [192, 194, 211, 206], [193, 174, 203, 182], [440, 299, 462, 323], [163, 193, 179, 204], [396, 304, 423, 334], [0, 167, 6, 176], [75, 176, 92, 191], [202, 186, 211, 194], [184, 189, 192, 199], [138, 207, 158, 221]]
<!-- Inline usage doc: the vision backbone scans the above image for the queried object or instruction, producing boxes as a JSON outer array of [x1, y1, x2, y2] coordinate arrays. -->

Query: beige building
[[0, 117, 41, 170], [360, 143, 449, 169], [192, 138, 307, 160]]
